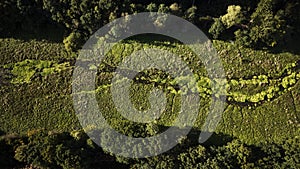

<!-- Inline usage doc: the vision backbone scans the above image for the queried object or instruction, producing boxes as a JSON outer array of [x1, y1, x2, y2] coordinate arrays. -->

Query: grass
[[0, 38, 73, 65], [0, 37, 299, 147]]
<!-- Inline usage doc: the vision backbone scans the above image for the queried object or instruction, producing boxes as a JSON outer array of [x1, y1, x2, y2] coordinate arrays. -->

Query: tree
[[221, 5, 244, 28], [42, 0, 125, 51], [235, 0, 287, 48], [63, 32, 84, 52], [184, 6, 197, 23], [209, 18, 225, 39], [209, 5, 245, 40]]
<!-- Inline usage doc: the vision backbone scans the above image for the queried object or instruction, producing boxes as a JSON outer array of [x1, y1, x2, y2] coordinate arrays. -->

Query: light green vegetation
[[3, 59, 71, 84]]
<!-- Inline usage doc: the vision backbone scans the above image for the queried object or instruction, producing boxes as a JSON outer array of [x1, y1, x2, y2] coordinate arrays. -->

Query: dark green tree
[[235, 0, 287, 48], [209, 18, 225, 39]]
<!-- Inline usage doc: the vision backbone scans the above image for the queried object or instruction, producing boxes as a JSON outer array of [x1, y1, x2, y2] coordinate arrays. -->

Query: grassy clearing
[[0, 38, 73, 65], [0, 38, 299, 146], [0, 69, 80, 133], [214, 40, 300, 79]]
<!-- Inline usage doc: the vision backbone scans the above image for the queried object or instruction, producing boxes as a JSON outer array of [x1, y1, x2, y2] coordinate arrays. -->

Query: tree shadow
[[0, 130, 5, 136], [269, 32, 300, 55], [0, 20, 65, 43], [87, 124, 235, 153], [123, 33, 182, 47]]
